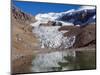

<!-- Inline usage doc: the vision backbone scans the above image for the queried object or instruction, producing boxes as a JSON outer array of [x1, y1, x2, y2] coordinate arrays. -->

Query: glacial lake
[[31, 50, 96, 72]]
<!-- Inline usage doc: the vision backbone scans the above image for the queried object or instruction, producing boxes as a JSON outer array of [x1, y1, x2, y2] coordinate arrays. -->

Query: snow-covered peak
[[35, 9, 76, 22], [33, 6, 96, 26]]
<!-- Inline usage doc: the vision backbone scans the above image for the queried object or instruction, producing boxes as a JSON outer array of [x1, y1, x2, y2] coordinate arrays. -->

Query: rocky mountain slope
[[11, 6, 39, 73], [58, 24, 96, 48]]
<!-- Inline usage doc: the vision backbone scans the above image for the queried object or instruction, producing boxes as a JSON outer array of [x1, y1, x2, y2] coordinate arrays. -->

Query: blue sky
[[12, 1, 81, 15]]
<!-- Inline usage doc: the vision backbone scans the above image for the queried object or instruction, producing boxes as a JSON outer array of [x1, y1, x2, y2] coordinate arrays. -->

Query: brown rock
[[58, 26, 80, 31], [59, 24, 96, 48], [12, 6, 34, 25], [58, 26, 81, 37], [73, 24, 96, 48]]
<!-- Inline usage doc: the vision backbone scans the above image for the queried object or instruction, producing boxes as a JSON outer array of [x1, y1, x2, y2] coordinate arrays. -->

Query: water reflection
[[31, 50, 96, 72]]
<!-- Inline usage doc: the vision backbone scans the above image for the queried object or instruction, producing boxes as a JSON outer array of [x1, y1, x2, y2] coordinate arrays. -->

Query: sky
[[12, 0, 81, 15]]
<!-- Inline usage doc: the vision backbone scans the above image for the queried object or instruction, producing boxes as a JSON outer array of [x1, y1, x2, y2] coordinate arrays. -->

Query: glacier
[[32, 26, 75, 48], [31, 6, 96, 49]]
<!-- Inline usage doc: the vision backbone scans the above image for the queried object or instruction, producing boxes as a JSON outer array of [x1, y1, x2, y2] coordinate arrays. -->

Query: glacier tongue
[[30, 9, 86, 48], [32, 26, 75, 49]]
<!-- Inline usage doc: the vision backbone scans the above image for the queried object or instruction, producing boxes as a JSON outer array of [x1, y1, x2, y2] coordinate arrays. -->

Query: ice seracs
[[33, 26, 75, 48]]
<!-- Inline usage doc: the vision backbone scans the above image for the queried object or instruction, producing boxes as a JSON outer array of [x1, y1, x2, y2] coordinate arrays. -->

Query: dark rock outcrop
[[40, 21, 62, 26]]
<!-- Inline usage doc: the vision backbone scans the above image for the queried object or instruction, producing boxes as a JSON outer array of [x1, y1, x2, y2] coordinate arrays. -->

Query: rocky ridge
[[12, 6, 39, 74]]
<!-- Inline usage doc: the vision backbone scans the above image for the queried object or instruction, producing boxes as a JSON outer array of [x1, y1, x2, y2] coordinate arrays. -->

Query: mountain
[[58, 9, 96, 26], [31, 6, 96, 49], [11, 5, 96, 56], [33, 6, 96, 26]]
